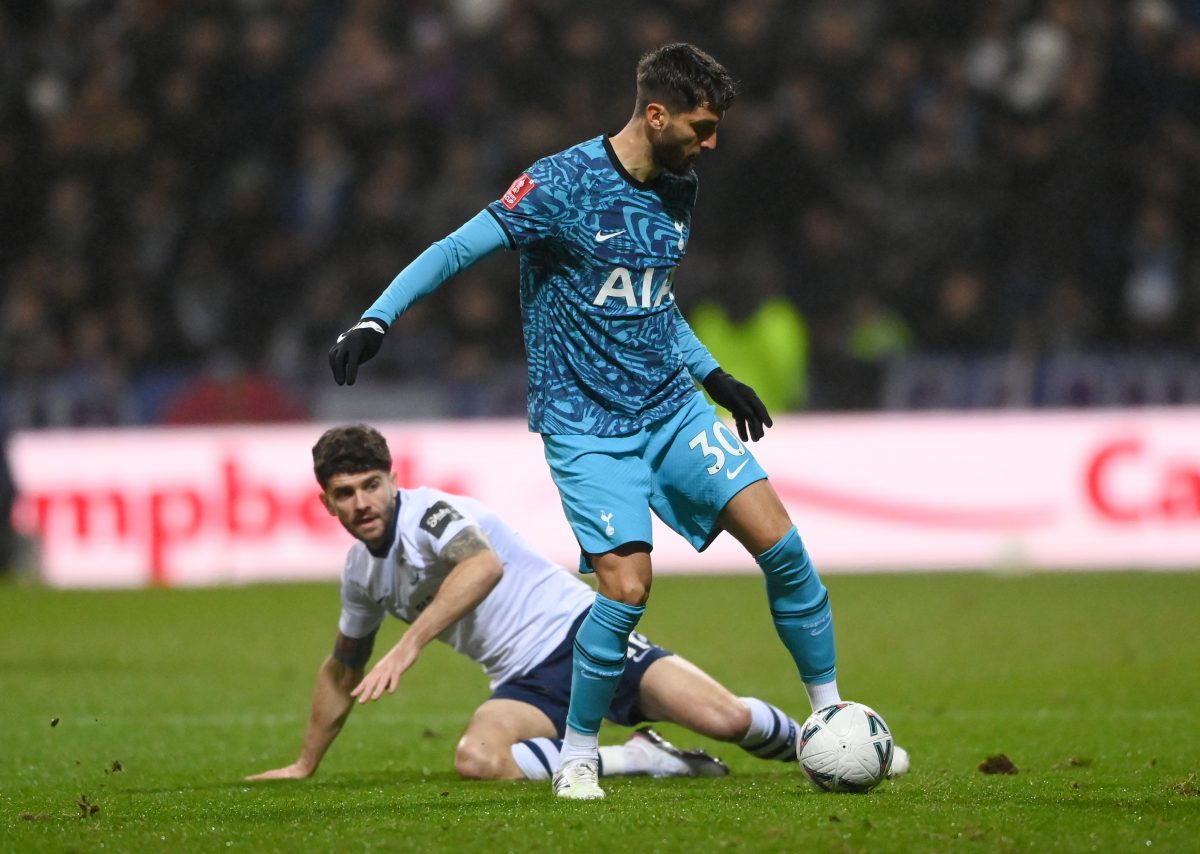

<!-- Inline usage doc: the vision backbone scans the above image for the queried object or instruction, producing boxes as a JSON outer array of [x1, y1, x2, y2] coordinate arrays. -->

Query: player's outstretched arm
[[245, 652, 364, 780], [351, 527, 503, 704], [328, 210, 508, 386]]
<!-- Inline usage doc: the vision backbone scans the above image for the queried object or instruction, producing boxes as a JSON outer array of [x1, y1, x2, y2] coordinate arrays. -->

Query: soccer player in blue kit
[[330, 43, 849, 799]]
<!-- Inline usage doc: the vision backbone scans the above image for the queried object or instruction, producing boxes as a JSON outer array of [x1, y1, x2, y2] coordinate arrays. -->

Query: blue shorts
[[489, 609, 673, 737], [542, 391, 768, 569]]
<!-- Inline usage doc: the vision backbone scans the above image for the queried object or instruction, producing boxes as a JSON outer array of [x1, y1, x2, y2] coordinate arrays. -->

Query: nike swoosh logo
[[726, 459, 749, 479], [595, 229, 625, 242]]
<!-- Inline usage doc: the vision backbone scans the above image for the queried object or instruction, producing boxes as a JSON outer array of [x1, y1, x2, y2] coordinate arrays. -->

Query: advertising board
[[9, 409, 1199, 586]]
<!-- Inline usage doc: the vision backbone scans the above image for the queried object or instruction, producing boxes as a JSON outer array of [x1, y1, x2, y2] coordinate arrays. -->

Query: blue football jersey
[[486, 135, 717, 436]]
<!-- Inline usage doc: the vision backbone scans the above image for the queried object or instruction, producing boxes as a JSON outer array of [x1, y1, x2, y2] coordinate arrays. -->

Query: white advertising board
[[9, 408, 1200, 587]]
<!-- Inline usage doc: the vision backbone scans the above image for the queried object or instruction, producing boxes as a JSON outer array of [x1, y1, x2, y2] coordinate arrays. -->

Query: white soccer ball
[[797, 701, 894, 793]]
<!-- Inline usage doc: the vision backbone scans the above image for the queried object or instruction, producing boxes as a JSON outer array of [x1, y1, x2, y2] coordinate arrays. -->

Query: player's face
[[650, 104, 723, 175], [322, 469, 397, 550]]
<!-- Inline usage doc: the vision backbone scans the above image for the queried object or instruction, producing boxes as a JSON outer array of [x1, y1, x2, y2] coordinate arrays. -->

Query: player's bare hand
[[245, 762, 314, 781], [350, 646, 418, 704], [702, 369, 773, 442]]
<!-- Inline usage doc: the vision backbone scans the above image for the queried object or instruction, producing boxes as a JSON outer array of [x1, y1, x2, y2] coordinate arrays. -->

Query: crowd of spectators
[[2, 0, 1200, 426]]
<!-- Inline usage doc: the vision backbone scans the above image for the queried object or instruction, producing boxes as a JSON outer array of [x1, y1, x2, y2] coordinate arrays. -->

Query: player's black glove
[[702, 368, 773, 442], [329, 318, 388, 386]]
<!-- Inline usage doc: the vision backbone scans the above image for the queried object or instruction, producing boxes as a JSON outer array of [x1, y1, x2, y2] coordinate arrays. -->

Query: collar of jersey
[[366, 491, 402, 559], [603, 134, 659, 191]]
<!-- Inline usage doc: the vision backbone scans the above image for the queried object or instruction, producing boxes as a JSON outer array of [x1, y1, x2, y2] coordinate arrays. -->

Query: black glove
[[702, 368, 773, 442], [329, 318, 388, 386]]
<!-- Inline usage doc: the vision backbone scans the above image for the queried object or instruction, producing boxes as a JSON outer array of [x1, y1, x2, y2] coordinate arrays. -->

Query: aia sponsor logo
[[500, 173, 536, 210]]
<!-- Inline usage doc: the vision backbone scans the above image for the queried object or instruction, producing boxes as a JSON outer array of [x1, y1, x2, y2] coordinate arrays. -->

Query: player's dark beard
[[650, 136, 693, 176]]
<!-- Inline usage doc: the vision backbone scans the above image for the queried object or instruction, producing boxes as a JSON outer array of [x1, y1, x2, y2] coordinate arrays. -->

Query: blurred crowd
[[2, 0, 1200, 427]]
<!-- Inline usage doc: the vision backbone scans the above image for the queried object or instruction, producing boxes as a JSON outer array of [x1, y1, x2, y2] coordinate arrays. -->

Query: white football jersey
[[338, 487, 593, 687]]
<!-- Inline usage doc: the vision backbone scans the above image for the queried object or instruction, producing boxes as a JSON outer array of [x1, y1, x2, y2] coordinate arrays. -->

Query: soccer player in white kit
[[246, 425, 814, 784]]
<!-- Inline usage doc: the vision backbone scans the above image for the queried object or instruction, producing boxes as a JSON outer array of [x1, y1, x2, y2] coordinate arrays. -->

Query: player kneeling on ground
[[246, 424, 820, 784]]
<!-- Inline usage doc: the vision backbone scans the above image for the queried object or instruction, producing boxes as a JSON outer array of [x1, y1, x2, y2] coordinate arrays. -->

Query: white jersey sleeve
[[338, 546, 387, 640], [410, 496, 482, 560]]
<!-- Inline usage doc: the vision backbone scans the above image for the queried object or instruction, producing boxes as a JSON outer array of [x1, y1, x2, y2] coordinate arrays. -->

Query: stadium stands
[[2, 0, 1199, 426]]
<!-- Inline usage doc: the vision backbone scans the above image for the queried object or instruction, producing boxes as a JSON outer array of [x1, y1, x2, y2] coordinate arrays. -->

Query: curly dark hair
[[312, 424, 392, 488], [635, 42, 738, 114]]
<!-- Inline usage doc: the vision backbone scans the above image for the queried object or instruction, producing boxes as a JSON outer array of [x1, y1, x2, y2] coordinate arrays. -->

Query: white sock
[[805, 679, 841, 712], [596, 744, 630, 776], [739, 697, 801, 761], [511, 738, 561, 781], [596, 741, 692, 778], [558, 726, 600, 766], [512, 739, 664, 779]]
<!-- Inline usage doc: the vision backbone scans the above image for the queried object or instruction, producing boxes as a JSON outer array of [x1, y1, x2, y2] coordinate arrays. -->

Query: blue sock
[[757, 527, 836, 685], [565, 593, 645, 735]]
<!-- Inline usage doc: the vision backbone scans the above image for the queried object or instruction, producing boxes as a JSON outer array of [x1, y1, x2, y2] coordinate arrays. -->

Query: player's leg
[[578, 631, 725, 778], [480, 614, 628, 783], [542, 432, 655, 798], [555, 548, 650, 791], [636, 655, 803, 762], [651, 394, 841, 713], [456, 699, 558, 780], [485, 615, 728, 782], [719, 480, 842, 712], [719, 483, 914, 777], [634, 655, 750, 740]]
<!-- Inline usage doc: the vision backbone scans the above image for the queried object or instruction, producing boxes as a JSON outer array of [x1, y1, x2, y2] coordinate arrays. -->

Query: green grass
[[1, 572, 1198, 853]]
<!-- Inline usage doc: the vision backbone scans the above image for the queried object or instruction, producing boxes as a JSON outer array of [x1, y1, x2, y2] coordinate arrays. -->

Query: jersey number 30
[[688, 421, 747, 475]]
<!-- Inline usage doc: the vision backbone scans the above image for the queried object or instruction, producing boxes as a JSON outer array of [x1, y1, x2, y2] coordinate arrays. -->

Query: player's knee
[[606, 579, 650, 606], [598, 572, 651, 605], [454, 738, 508, 780]]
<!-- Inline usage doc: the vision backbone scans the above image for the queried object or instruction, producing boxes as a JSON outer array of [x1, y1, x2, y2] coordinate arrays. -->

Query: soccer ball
[[797, 701, 894, 793]]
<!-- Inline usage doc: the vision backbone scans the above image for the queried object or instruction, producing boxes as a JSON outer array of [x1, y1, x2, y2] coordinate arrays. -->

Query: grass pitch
[[1, 571, 1198, 853]]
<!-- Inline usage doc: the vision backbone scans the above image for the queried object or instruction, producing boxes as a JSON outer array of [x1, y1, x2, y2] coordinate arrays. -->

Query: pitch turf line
[[1, 571, 1198, 852]]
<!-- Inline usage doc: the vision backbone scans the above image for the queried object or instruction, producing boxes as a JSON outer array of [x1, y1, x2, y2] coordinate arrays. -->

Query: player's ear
[[645, 102, 669, 132], [319, 490, 336, 516]]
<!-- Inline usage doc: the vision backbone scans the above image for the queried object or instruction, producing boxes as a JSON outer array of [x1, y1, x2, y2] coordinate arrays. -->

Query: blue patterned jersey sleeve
[[486, 158, 576, 248], [673, 307, 720, 382]]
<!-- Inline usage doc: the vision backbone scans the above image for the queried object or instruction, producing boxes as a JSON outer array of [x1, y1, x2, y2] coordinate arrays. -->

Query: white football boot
[[553, 757, 605, 800], [627, 727, 730, 777]]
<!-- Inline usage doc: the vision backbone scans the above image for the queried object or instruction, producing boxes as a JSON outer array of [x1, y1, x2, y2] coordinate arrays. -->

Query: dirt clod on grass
[[979, 754, 1019, 775], [1177, 773, 1198, 796], [1054, 756, 1091, 769], [77, 794, 100, 818]]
